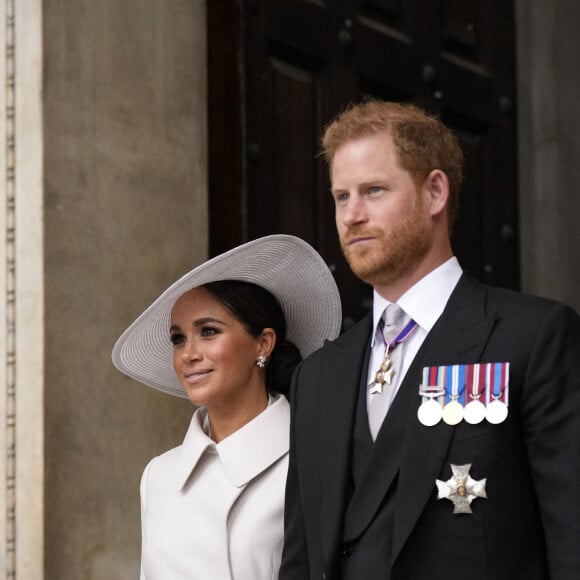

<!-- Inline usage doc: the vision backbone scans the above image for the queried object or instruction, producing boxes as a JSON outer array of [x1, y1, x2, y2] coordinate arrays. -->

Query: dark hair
[[202, 280, 302, 397]]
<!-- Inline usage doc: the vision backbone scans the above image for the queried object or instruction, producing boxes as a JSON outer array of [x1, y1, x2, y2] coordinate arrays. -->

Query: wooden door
[[208, 0, 519, 327]]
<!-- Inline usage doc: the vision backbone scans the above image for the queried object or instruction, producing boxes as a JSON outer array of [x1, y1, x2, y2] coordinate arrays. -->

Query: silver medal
[[463, 399, 486, 424], [485, 399, 508, 424], [417, 398, 443, 426], [418, 372, 445, 427], [464, 363, 485, 425], [436, 463, 487, 514]]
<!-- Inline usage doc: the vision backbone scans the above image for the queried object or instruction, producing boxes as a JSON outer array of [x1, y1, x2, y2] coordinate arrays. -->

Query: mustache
[[341, 227, 383, 244]]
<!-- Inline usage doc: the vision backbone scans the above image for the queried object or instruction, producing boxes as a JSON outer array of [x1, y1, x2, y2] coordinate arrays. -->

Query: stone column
[[1, 0, 208, 577], [516, 0, 580, 312], [0, 0, 44, 578]]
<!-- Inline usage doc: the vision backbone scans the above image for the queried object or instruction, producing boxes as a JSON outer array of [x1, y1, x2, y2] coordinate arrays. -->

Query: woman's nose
[[180, 340, 201, 362]]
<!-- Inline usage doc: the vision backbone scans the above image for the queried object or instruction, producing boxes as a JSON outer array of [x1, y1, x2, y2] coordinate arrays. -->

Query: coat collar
[[175, 394, 290, 490]]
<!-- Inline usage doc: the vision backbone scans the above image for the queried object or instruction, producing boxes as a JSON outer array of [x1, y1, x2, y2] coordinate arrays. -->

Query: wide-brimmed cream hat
[[112, 234, 342, 397]]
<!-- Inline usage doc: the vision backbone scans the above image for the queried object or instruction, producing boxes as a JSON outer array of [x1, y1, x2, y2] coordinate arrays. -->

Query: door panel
[[208, 0, 518, 327]]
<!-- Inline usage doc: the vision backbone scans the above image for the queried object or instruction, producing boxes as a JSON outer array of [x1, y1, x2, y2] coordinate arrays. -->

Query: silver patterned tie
[[367, 303, 412, 439]]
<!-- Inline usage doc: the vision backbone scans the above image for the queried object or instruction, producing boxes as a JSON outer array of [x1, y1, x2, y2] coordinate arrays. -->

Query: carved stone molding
[[0, 0, 44, 577], [2, 1, 17, 576]]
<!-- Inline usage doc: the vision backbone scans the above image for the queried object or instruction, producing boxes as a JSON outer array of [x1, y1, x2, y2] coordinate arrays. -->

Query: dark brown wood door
[[208, 0, 519, 327]]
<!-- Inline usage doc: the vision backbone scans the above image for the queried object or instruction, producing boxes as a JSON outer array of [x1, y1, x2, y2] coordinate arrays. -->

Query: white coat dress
[[140, 394, 290, 580]]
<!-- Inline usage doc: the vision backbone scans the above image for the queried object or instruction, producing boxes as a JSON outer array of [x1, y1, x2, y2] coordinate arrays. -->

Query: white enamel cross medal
[[436, 463, 487, 514]]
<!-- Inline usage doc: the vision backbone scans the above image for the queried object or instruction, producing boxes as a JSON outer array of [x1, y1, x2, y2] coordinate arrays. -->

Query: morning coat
[[280, 274, 580, 580]]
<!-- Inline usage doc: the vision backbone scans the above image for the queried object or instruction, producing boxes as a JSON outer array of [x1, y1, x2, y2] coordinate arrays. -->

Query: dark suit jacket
[[279, 274, 580, 580]]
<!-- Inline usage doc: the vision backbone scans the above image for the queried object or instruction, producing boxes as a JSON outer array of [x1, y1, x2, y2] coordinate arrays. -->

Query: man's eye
[[170, 333, 185, 346], [335, 192, 349, 204], [368, 185, 383, 195]]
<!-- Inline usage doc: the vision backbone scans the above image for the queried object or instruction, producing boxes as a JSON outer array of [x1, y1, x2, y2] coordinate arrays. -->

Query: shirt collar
[[175, 394, 290, 490], [371, 257, 462, 345]]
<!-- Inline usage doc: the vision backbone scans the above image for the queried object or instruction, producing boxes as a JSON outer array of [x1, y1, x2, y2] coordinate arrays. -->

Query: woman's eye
[[200, 326, 219, 337], [169, 333, 185, 346]]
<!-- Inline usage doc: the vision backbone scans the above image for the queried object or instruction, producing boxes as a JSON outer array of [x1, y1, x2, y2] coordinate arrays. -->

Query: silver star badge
[[370, 357, 395, 394], [436, 463, 487, 514]]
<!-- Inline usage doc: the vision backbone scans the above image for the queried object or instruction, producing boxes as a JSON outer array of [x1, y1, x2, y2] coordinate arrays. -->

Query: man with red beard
[[279, 101, 580, 580]]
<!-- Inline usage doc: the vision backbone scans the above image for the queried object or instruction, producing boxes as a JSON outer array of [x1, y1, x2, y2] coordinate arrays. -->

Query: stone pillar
[[516, 0, 580, 312], [1, 0, 208, 577], [0, 0, 44, 578]]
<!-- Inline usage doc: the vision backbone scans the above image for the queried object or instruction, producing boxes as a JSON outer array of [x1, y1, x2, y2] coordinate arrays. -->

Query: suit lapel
[[391, 275, 497, 562], [316, 316, 372, 561]]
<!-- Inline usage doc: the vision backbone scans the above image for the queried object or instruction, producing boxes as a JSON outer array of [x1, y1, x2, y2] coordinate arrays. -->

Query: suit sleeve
[[521, 303, 580, 578], [279, 362, 311, 580]]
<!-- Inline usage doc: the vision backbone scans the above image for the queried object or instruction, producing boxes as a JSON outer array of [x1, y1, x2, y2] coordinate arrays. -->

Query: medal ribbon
[[487, 361, 510, 404], [418, 365, 446, 406], [466, 363, 486, 402], [378, 318, 418, 353], [456, 364, 466, 404], [370, 318, 419, 392], [444, 365, 466, 404], [420, 362, 510, 425]]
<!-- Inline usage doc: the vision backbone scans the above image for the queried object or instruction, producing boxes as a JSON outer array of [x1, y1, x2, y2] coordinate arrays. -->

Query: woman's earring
[[257, 355, 267, 369]]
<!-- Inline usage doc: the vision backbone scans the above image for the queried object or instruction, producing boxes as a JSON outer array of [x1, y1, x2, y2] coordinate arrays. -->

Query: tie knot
[[382, 304, 410, 343], [384, 303, 407, 326]]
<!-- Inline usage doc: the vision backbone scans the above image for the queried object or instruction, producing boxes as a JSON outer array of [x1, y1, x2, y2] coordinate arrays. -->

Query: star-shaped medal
[[370, 357, 395, 394], [436, 463, 487, 514]]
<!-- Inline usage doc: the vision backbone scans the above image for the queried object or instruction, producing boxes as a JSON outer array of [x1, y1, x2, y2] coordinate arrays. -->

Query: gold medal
[[442, 399, 464, 425], [441, 365, 464, 425], [373, 356, 394, 392]]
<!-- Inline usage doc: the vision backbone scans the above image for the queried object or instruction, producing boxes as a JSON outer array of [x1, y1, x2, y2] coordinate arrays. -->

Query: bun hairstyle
[[203, 280, 302, 396]]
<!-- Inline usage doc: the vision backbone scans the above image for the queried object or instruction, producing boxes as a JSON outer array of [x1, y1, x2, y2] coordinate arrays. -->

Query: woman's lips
[[184, 369, 213, 384]]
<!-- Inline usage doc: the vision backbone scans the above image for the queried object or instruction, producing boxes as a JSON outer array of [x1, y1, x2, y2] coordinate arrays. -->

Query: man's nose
[[341, 195, 367, 226]]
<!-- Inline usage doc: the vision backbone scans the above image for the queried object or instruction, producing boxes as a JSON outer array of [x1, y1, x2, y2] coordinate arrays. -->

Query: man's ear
[[424, 169, 450, 217]]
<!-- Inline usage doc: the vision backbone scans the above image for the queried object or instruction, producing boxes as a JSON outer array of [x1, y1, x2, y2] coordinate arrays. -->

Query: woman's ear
[[257, 328, 277, 359], [424, 169, 450, 217]]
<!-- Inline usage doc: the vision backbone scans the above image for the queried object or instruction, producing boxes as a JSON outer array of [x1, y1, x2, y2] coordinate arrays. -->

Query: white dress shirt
[[366, 257, 463, 435]]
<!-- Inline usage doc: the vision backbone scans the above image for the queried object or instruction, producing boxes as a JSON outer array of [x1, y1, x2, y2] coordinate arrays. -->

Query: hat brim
[[112, 235, 342, 397]]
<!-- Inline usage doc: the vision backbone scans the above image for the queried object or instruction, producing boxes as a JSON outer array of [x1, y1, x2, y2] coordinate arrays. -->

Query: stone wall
[[516, 0, 580, 312], [42, 0, 207, 577]]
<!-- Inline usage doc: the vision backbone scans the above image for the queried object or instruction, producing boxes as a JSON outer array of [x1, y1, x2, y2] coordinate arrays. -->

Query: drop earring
[[257, 355, 267, 368]]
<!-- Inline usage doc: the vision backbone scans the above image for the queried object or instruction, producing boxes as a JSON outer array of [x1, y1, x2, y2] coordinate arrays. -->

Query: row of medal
[[417, 362, 509, 427]]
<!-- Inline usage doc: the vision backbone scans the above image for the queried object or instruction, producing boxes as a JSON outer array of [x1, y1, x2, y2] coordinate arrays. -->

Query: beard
[[340, 201, 434, 289]]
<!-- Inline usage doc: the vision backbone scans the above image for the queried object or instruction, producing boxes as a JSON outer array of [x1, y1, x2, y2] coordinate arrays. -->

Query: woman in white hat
[[112, 235, 341, 580]]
